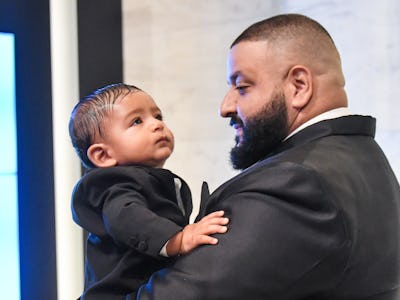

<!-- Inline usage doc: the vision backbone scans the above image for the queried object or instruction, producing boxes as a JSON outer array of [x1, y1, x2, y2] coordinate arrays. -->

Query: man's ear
[[285, 65, 313, 110], [87, 143, 117, 168]]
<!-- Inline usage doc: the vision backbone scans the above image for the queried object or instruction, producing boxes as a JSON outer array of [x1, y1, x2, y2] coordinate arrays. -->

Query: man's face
[[220, 41, 289, 170]]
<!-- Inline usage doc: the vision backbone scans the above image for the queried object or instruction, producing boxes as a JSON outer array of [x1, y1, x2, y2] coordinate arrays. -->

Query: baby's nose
[[151, 119, 164, 131]]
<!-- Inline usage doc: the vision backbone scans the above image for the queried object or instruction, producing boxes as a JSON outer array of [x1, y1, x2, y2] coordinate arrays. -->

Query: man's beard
[[230, 92, 289, 170]]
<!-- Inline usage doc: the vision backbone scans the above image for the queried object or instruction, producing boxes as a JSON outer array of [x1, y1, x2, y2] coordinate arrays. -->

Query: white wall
[[122, 0, 400, 219], [122, 1, 278, 217]]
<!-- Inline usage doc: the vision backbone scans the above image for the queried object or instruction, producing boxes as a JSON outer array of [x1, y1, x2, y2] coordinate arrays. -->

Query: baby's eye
[[155, 113, 163, 121], [131, 118, 142, 126]]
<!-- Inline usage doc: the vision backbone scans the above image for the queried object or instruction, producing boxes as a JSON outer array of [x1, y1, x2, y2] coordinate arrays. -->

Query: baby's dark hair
[[69, 83, 142, 168]]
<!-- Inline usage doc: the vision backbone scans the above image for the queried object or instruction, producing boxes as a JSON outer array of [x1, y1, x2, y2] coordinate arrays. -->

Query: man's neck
[[285, 107, 352, 140]]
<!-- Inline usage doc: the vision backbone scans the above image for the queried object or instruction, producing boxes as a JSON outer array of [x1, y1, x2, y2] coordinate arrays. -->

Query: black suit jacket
[[138, 115, 400, 299], [71, 166, 192, 299]]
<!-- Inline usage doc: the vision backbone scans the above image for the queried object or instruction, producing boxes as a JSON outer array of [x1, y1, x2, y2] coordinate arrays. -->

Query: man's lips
[[230, 118, 244, 145], [234, 127, 243, 145], [232, 123, 242, 130], [230, 117, 243, 129]]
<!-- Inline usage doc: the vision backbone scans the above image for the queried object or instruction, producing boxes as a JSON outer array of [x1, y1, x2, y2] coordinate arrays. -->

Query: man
[[137, 13, 400, 299]]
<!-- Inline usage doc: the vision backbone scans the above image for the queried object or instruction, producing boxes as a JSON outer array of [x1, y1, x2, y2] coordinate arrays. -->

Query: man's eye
[[236, 85, 248, 95], [131, 118, 142, 126]]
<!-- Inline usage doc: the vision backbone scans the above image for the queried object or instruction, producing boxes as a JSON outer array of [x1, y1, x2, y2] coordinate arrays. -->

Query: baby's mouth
[[156, 136, 169, 144]]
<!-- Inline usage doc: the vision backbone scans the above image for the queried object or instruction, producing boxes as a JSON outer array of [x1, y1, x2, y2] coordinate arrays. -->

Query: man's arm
[[137, 168, 349, 299]]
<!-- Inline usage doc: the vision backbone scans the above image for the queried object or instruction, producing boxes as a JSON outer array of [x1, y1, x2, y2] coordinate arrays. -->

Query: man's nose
[[219, 89, 237, 118]]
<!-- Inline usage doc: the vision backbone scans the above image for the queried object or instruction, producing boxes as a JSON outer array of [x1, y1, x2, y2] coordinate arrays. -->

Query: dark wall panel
[[78, 0, 123, 97], [76, 0, 124, 271]]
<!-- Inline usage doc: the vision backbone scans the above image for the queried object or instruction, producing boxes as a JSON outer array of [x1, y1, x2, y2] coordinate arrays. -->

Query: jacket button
[[137, 241, 148, 251]]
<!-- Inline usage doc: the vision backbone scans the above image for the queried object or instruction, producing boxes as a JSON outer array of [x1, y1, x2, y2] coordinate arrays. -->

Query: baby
[[69, 83, 228, 299]]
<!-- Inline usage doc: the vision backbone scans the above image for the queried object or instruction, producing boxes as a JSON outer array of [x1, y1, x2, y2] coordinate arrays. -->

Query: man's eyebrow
[[228, 71, 242, 85]]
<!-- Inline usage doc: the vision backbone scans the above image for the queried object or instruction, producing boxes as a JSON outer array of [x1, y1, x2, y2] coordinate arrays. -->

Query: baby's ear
[[87, 143, 117, 168]]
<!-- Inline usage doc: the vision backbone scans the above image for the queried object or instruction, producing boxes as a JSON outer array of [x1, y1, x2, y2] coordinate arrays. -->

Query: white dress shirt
[[285, 107, 352, 140]]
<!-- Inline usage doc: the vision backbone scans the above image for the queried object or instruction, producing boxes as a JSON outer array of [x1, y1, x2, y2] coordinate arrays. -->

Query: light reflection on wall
[[0, 32, 20, 299]]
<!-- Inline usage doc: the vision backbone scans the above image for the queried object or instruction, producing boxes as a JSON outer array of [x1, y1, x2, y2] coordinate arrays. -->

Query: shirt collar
[[285, 107, 352, 140]]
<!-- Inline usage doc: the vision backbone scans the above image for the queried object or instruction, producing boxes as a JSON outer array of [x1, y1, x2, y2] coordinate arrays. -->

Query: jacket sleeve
[[137, 162, 350, 299], [102, 181, 182, 257], [73, 167, 183, 258]]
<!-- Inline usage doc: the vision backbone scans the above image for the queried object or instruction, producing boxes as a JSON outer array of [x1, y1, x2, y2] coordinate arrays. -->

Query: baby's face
[[101, 91, 174, 168]]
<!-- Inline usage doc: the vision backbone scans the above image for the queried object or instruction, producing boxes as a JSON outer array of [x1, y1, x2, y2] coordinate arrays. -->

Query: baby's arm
[[166, 210, 229, 256]]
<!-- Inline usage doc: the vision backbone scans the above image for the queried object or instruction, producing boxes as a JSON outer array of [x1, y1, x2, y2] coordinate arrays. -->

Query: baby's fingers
[[201, 210, 225, 221], [199, 215, 229, 227], [201, 223, 228, 235], [195, 235, 219, 246]]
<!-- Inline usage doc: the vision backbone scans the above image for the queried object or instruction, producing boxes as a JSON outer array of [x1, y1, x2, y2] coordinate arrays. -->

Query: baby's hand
[[180, 210, 229, 254]]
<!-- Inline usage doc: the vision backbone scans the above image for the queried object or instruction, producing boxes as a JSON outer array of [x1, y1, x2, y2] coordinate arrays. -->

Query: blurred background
[[1, 0, 399, 299]]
